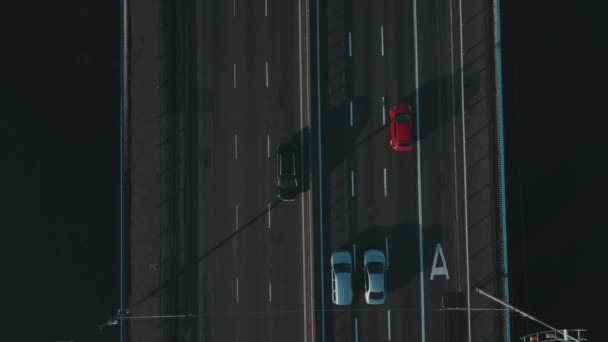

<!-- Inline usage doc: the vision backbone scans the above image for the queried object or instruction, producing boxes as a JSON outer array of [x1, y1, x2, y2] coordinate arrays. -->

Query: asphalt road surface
[[196, 1, 314, 342], [189, 0, 484, 341], [316, 0, 472, 341]]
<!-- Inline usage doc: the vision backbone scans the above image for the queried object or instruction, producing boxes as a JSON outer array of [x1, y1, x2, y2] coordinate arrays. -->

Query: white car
[[363, 249, 386, 305], [331, 251, 353, 305]]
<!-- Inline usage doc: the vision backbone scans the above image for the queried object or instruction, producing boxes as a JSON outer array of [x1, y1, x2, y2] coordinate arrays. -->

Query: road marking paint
[[413, 0, 426, 338], [233, 63, 237, 88], [267, 133, 271, 158], [448, 0, 462, 294], [458, 0, 472, 338], [265, 61, 269, 87], [268, 202, 271, 229], [385, 237, 390, 268], [236, 276, 239, 303], [382, 96, 386, 125], [353, 244, 357, 269], [269, 278, 272, 302], [388, 309, 392, 340], [348, 31, 353, 57], [234, 133, 238, 159], [265, 0, 267, 16], [380, 25, 385, 56], [354, 317, 359, 342], [233, 0, 235, 16], [349, 100, 354, 127], [383, 168, 388, 197], [235, 204, 239, 230], [351, 170, 355, 197]]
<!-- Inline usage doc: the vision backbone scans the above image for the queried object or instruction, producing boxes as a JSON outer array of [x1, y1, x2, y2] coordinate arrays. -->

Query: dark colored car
[[277, 143, 300, 201], [389, 101, 415, 152]]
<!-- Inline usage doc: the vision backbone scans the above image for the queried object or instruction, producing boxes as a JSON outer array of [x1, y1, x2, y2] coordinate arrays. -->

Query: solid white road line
[[350, 100, 354, 127], [385, 237, 390, 268], [268, 203, 271, 229], [267, 133, 270, 158], [351, 170, 355, 197], [234, 133, 238, 159], [387, 309, 392, 340], [353, 244, 357, 269], [383, 167, 388, 197], [413, 0, 426, 339], [448, 0, 462, 293], [236, 276, 239, 303], [382, 96, 386, 125], [265, 0, 268, 16], [381, 25, 385, 56], [354, 317, 359, 342], [458, 0, 472, 338], [265, 61, 269, 87]]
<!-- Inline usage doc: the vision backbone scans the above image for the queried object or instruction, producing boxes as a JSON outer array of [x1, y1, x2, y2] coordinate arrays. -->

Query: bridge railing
[[520, 329, 587, 342]]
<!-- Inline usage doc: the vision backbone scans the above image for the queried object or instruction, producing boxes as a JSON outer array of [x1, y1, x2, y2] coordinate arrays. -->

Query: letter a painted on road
[[430, 243, 450, 280]]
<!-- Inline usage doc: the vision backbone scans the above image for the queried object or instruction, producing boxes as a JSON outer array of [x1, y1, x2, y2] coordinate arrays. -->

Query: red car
[[389, 102, 415, 151]]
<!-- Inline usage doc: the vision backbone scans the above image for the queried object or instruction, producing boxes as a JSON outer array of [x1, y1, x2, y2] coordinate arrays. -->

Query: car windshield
[[334, 263, 351, 273], [396, 114, 412, 123], [367, 262, 384, 273], [369, 291, 384, 300]]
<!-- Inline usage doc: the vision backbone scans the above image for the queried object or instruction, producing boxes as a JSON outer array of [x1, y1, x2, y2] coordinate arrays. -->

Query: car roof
[[396, 116, 413, 143], [334, 272, 352, 305], [368, 273, 384, 292]]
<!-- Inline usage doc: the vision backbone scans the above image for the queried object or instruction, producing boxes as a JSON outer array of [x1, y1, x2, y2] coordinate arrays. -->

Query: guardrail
[[520, 329, 587, 342], [490, 0, 511, 338]]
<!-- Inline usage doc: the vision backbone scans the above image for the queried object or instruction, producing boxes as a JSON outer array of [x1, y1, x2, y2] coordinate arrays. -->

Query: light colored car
[[363, 249, 386, 305], [331, 251, 353, 305]]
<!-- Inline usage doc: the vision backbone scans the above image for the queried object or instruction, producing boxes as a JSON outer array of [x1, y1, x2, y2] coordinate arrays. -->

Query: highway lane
[[416, 0, 470, 339], [317, 0, 470, 341], [196, 0, 313, 342]]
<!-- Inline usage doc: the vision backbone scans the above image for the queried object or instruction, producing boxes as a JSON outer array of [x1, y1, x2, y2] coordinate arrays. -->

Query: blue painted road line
[[354, 317, 359, 342], [351, 170, 355, 197], [349, 100, 354, 126]]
